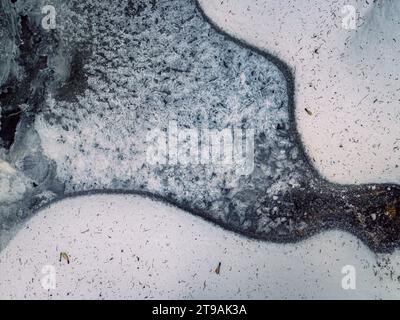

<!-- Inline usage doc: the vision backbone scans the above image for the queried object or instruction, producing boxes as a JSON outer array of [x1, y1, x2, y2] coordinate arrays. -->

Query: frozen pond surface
[[1, 194, 400, 300], [0, 0, 399, 255], [0, 0, 400, 300]]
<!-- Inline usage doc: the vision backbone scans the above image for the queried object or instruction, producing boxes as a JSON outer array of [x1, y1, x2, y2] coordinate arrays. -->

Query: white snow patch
[[1, 194, 400, 300]]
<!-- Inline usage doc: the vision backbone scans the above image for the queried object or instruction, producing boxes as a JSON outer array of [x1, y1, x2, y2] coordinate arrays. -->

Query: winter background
[[0, 0, 399, 299]]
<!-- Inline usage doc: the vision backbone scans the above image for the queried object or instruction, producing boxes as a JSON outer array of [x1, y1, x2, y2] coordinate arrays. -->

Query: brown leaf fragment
[[386, 201, 397, 220], [60, 252, 70, 264]]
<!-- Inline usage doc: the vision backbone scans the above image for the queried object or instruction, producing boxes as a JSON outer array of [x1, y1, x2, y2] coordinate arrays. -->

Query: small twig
[[215, 262, 221, 275]]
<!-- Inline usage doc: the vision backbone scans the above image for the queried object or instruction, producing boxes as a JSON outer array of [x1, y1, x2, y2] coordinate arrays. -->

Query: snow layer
[[1, 194, 400, 300], [199, 0, 400, 185]]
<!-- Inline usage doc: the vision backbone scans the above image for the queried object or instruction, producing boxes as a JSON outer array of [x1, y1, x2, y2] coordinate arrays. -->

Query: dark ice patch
[[55, 50, 89, 102], [0, 104, 21, 149]]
